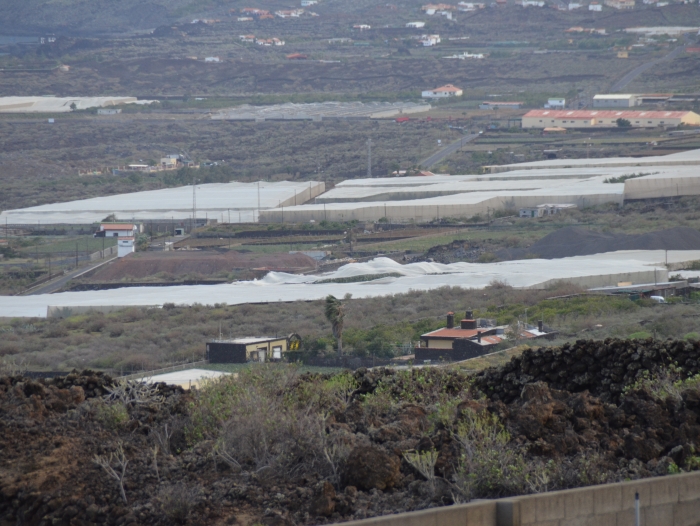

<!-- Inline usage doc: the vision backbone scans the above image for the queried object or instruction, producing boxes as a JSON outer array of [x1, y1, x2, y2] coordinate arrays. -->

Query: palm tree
[[324, 295, 345, 355]]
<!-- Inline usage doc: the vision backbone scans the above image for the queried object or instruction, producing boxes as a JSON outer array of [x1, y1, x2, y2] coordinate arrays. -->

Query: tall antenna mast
[[367, 138, 372, 178]]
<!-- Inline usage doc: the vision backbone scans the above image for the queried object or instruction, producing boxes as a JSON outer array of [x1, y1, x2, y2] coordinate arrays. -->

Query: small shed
[[207, 336, 289, 363]]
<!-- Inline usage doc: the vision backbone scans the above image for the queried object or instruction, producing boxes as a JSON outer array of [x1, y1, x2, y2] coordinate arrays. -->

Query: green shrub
[[628, 331, 652, 340]]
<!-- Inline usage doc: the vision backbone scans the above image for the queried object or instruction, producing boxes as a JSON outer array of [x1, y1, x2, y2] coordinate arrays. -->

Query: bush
[[157, 483, 201, 524]]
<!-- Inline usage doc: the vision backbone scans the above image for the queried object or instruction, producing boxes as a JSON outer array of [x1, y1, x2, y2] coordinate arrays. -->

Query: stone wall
[[340, 470, 700, 526]]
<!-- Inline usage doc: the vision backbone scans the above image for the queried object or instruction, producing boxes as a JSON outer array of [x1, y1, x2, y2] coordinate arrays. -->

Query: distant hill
[[0, 0, 214, 34], [496, 226, 700, 260]]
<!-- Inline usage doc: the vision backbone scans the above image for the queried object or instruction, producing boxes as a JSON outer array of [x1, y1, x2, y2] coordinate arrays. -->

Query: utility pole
[[257, 181, 261, 222], [367, 138, 372, 178], [192, 176, 197, 232]]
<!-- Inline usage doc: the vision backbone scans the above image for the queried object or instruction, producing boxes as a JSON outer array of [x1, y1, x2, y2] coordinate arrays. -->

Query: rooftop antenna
[[219, 322, 222, 340], [367, 138, 372, 178]]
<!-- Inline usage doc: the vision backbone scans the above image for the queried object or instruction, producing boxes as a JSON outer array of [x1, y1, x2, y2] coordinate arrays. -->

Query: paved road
[[420, 134, 479, 169], [25, 256, 117, 295], [611, 44, 686, 92]]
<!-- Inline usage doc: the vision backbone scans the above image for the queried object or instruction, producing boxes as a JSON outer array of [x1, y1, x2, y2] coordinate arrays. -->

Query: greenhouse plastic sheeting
[[3, 250, 700, 318]]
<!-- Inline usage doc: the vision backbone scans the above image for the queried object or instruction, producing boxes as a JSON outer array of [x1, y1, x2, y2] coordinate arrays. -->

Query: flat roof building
[[206, 336, 289, 363], [522, 110, 700, 129], [593, 94, 639, 108]]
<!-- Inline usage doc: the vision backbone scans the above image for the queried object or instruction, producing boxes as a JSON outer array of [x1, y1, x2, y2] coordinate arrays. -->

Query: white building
[[301, 0, 318, 5], [593, 94, 639, 108], [99, 223, 138, 237], [568, 2, 583, 8], [519, 203, 577, 218], [406, 21, 426, 28], [117, 237, 135, 258], [204, 57, 221, 62], [421, 84, 463, 98], [420, 34, 441, 46], [589, 2, 602, 9], [545, 98, 566, 109]]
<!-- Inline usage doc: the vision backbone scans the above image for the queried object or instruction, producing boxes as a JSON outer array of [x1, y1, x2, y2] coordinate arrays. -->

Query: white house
[[204, 57, 221, 62], [301, 0, 318, 5], [589, 2, 602, 9], [422, 84, 463, 98], [406, 21, 426, 28]]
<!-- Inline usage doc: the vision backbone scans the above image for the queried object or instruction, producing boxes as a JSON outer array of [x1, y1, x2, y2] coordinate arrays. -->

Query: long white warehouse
[[0, 250, 695, 318], [260, 149, 700, 223], [0, 181, 325, 224]]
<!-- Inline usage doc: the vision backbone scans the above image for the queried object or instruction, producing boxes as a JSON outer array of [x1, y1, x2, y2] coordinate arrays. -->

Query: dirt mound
[[496, 226, 700, 260], [88, 251, 317, 281]]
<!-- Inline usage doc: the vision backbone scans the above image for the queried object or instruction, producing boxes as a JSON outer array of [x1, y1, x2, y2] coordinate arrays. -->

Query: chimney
[[465, 310, 473, 320], [461, 318, 477, 330], [446, 312, 455, 329], [538, 320, 544, 332], [477, 331, 482, 342]]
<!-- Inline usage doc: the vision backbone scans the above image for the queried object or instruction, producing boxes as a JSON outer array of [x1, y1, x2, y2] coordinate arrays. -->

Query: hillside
[[3, 339, 700, 524]]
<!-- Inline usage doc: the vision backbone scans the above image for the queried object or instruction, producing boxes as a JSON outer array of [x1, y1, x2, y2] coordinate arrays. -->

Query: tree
[[616, 118, 631, 128], [324, 295, 345, 355], [70, 102, 77, 111]]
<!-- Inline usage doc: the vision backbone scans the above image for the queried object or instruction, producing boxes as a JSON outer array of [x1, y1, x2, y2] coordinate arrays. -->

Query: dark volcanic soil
[[496, 226, 700, 260], [3, 339, 700, 525], [87, 251, 317, 281]]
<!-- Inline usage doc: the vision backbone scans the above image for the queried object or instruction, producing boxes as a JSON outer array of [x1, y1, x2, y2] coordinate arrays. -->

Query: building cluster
[[414, 311, 556, 363], [421, 3, 456, 17], [110, 154, 197, 176], [418, 34, 441, 46], [565, 27, 607, 34], [443, 51, 485, 59], [238, 34, 285, 45]]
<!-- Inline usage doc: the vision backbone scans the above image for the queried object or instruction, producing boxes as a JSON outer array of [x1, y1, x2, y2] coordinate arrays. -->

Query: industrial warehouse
[[260, 149, 700, 223], [521, 109, 700, 129]]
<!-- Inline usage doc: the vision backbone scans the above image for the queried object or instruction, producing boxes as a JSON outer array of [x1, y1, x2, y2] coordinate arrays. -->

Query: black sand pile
[[497, 226, 700, 260]]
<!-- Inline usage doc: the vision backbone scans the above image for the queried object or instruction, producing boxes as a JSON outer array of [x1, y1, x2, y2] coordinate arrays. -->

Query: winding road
[[420, 133, 479, 169], [611, 43, 687, 92]]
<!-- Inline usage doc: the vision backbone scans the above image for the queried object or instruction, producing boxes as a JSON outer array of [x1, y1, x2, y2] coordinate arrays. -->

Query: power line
[[367, 138, 372, 178]]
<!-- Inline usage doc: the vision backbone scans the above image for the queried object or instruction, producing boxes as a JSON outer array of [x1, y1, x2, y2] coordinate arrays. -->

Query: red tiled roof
[[102, 224, 135, 230], [523, 109, 693, 119], [432, 84, 462, 92]]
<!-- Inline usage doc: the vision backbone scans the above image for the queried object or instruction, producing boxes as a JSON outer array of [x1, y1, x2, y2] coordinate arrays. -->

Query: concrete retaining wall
[[341, 471, 700, 526]]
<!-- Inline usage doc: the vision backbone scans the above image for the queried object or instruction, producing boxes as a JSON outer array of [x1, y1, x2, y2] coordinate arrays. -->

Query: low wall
[[342, 471, 700, 526]]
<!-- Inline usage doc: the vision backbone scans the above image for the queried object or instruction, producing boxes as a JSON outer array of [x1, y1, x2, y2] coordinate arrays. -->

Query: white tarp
[[2, 250, 697, 318]]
